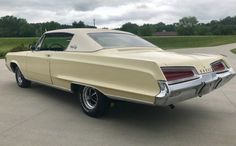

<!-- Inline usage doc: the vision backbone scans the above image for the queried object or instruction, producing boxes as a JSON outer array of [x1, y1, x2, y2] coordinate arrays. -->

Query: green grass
[[1, 35, 236, 58], [0, 37, 37, 58], [144, 35, 236, 49], [231, 48, 236, 54]]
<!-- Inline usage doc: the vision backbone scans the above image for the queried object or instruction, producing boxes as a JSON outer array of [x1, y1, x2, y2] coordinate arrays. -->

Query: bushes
[[0, 51, 7, 58], [0, 44, 29, 58], [10, 44, 29, 52], [0, 37, 36, 58]]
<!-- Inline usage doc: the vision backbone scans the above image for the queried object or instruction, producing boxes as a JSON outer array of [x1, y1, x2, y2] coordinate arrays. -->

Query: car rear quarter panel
[[50, 52, 165, 104]]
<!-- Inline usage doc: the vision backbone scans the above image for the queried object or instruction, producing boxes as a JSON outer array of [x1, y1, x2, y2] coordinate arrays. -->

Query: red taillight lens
[[162, 68, 195, 82], [211, 61, 226, 72]]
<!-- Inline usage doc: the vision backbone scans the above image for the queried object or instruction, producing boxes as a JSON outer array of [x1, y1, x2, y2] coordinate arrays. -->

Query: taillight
[[211, 61, 226, 72], [161, 67, 197, 83]]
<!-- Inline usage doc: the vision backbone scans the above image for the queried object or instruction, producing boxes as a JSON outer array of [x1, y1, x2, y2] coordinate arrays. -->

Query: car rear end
[[156, 59, 235, 105]]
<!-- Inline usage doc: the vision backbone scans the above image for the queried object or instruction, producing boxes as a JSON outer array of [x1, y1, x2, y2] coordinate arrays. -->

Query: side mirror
[[30, 45, 36, 51], [29, 42, 37, 51]]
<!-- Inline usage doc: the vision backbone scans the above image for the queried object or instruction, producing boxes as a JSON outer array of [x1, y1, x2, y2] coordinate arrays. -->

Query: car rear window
[[88, 32, 155, 48]]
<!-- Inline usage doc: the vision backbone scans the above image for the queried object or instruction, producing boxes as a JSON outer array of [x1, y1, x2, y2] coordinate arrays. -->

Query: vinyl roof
[[46, 28, 131, 35], [44, 28, 133, 52]]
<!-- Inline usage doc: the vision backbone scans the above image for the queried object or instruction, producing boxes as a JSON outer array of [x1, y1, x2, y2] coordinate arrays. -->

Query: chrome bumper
[[155, 68, 235, 106]]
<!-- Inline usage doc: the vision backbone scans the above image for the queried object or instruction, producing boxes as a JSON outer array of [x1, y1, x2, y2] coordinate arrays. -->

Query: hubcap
[[82, 87, 98, 110], [17, 69, 23, 85]]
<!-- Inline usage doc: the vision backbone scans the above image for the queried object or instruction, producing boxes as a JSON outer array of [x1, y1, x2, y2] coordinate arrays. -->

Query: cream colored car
[[5, 28, 235, 117]]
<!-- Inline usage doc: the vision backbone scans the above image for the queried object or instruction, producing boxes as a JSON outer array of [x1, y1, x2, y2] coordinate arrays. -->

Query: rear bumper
[[155, 68, 235, 106]]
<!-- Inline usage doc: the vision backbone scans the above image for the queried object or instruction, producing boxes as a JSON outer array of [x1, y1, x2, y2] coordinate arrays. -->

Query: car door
[[26, 32, 74, 85], [26, 34, 53, 84]]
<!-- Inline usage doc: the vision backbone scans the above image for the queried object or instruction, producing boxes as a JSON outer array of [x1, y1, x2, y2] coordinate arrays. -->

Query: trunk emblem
[[200, 68, 212, 73]]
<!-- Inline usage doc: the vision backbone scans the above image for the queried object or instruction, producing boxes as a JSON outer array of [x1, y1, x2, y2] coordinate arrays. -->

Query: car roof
[[46, 28, 131, 35], [44, 28, 134, 52]]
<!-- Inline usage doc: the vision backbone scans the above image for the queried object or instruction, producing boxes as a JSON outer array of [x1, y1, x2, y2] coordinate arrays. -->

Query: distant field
[[1, 35, 236, 58], [0, 37, 37, 57], [144, 35, 236, 49]]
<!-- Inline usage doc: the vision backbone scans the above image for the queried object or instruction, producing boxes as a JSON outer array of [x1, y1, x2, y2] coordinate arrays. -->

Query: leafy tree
[[139, 24, 154, 36], [0, 16, 95, 37], [177, 16, 199, 35], [0, 16, 28, 37], [120, 22, 139, 35], [72, 21, 86, 28], [42, 21, 61, 31], [154, 22, 166, 32], [19, 23, 35, 37]]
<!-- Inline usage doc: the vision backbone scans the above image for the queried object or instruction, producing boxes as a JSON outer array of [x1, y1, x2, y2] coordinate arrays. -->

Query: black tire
[[79, 86, 110, 118], [15, 66, 31, 88]]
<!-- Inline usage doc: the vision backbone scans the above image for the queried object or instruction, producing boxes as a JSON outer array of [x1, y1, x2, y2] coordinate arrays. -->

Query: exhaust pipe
[[169, 104, 175, 109]]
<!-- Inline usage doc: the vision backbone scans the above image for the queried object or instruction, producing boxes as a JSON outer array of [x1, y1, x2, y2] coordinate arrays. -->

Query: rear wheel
[[15, 66, 31, 88], [79, 86, 110, 118]]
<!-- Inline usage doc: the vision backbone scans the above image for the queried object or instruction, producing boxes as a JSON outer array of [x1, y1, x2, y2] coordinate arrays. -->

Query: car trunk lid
[[101, 48, 223, 74]]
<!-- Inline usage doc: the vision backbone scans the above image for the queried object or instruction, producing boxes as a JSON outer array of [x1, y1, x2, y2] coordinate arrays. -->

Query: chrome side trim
[[155, 68, 235, 106], [27, 78, 72, 93]]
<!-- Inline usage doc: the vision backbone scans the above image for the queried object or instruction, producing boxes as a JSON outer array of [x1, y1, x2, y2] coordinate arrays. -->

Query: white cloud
[[0, 0, 236, 28]]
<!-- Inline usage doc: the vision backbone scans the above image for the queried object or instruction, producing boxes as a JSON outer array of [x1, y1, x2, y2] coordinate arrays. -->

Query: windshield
[[88, 32, 156, 48]]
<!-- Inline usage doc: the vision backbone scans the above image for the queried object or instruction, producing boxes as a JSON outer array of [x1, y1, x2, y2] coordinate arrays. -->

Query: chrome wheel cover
[[16, 69, 23, 85], [82, 87, 98, 110]]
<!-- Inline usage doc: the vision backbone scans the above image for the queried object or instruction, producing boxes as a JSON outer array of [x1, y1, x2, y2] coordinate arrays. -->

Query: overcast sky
[[0, 0, 236, 28]]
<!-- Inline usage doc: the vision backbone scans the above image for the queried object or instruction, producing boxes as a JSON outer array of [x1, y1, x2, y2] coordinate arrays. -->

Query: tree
[[139, 24, 154, 36], [19, 23, 35, 37], [154, 22, 166, 32], [1, 15, 236, 37], [0, 16, 22, 37], [177, 16, 199, 35], [195, 23, 211, 35], [72, 21, 86, 28], [120, 22, 139, 35]]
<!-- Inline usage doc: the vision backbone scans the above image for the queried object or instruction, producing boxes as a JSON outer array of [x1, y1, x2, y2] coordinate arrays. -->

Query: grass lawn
[[144, 35, 236, 49], [1, 35, 236, 58], [0, 37, 37, 58], [231, 48, 236, 54]]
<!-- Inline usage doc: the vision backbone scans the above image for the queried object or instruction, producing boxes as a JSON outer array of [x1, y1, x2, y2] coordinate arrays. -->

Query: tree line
[[0, 15, 236, 37], [120, 16, 236, 36], [0, 16, 95, 37]]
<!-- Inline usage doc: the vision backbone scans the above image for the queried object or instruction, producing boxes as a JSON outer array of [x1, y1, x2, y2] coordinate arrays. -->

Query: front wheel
[[15, 66, 31, 88], [79, 86, 110, 118]]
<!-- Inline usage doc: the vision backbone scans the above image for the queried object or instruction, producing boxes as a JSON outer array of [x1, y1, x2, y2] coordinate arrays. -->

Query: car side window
[[37, 33, 74, 51]]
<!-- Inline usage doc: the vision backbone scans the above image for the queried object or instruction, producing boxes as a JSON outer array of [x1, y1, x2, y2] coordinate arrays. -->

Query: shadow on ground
[[28, 82, 215, 132]]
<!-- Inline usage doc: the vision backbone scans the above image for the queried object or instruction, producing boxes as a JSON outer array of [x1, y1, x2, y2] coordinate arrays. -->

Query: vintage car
[[5, 28, 235, 117]]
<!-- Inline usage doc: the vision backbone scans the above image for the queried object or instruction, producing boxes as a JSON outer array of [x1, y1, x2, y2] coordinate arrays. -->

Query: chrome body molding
[[28, 78, 72, 93], [155, 68, 235, 106]]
